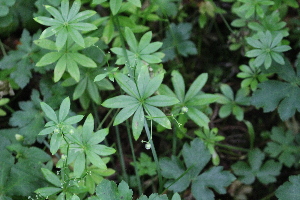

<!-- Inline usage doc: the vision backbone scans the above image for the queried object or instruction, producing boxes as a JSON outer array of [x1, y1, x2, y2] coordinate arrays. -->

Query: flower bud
[[15, 134, 24, 142], [145, 143, 151, 150]]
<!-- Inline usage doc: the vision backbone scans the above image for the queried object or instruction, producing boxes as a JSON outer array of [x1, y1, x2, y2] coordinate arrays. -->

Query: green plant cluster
[[0, 0, 300, 200]]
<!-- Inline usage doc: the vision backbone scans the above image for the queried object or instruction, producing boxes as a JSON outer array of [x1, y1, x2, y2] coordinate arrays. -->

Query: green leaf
[[45, 5, 64, 21], [69, 52, 97, 68], [67, 58, 80, 82], [264, 127, 299, 167], [171, 70, 185, 102], [114, 104, 139, 125], [73, 77, 88, 99], [41, 102, 58, 123], [144, 104, 171, 129], [50, 132, 62, 155], [128, 0, 141, 7], [186, 107, 209, 128], [275, 175, 300, 200], [132, 105, 144, 140], [59, 97, 70, 121], [192, 166, 236, 200], [143, 73, 164, 98], [110, 0, 122, 15], [145, 95, 179, 107], [184, 73, 208, 102], [87, 79, 101, 104], [125, 27, 138, 52], [56, 27, 68, 51], [54, 54, 67, 82], [95, 179, 133, 200], [61, 0, 69, 21], [232, 148, 281, 185], [36, 52, 62, 66], [64, 115, 84, 124], [68, 27, 85, 47], [68, 0, 81, 21], [35, 187, 62, 197], [115, 73, 139, 98], [102, 95, 139, 108], [73, 151, 86, 178], [137, 65, 151, 98], [86, 150, 106, 169], [41, 168, 61, 187]]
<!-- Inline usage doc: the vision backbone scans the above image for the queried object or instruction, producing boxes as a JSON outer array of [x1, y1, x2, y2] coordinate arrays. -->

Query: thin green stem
[[216, 143, 249, 152], [96, 108, 113, 130], [172, 125, 177, 156], [0, 39, 7, 56], [219, 13, 234, 33], [112, 15, 134, 78], [115, 125, 129, 184], [126, 120, 143, 195], [144, 118, 163, 193]]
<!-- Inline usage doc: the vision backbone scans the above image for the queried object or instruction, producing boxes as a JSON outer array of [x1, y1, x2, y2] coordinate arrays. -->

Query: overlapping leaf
[[159, 138, 235, 200]]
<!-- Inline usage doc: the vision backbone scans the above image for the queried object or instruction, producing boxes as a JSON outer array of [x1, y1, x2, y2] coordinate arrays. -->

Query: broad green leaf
[[218, 104, 233, 118], [88, 128, 109, 144], [125, 27, 138, 52], [275, 175, 300, 200], [86, 150, 106, 169], [128, 0, 141, 7], [64, 115, 84, 124], [54, 54, 67, 82], [92, 145, 116, 156], [110, 0, 122, 15], [69, 27, 85, 48], [232, 148, 281, 185], [159, 156, 190, 192], [67, 58, 80, 82], [39, 126, 56, 135], [95, 179, 133, 200], [138, 31, 152, 51], [185, 94, 219, 106], [186, 107, 209, 128], [144, 104, 171, 129], [192, 167, 235, 200], [56, 27, 68, 51], [140, 54, 161, 63], [87, 79, 101, 104], [140, 42, 162, 54], [145, 95, 179, 107], [68, 0, 81, 21], [69, 22, 97, 31], [59, 97, 70, 121], [132, 105, 144, 140], [69, 52, 97, 68], [73, 77, 88, 99], [102, 95, 138, 108], [41, 102, 58, 123], [35, 187, 62, 197], [50, 132, 62, 155], [72, 10, 97, 22], [33, 16, 61, 26], [185, 73, 208, 102], [34, 39, 57, 50], [264, 127, 299, 167], [74, 151, 85, 178], [82, 114, 94, 142], [114, 104, 139, 125], [115, 73, 140, 99], [137, 65, 151, 98], [41, 168, 61, 187], [143, 73, 164, 98], [61, 0, 69, 21], [45, 5, 64, 22], [171, 70, 185, 102], [36, 52, 62, 66], [220, 84, 234, 100]]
